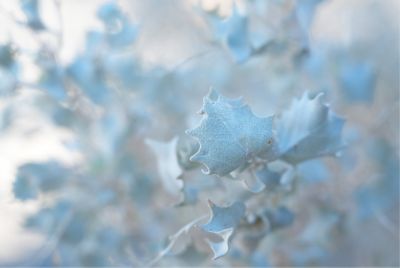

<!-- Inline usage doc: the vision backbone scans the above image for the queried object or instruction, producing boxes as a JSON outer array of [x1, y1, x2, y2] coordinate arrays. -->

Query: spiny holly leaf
[[202, 200, 245, 233], [145, 137, 183, 196], [276, 92, 345, 164], [186, 89, 274, 176]]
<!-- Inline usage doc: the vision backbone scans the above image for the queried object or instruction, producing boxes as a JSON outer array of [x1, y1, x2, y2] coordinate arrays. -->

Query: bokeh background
[[0, 0, 398, 266]]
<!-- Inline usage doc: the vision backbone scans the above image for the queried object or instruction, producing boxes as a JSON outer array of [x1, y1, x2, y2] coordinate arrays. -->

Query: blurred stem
[[31, 209, 75, 265], [145, 214, 208, 267]]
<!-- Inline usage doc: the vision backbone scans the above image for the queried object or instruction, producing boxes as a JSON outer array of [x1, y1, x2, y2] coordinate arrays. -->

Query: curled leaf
[[276, 92, 345, 164], [206, 228, 234, 260], [201, 200, 245, 259]]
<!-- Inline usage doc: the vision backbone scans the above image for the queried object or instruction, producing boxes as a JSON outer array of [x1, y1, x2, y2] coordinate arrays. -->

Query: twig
[[145, 214, 208, 267], [31, 209, 75, 265]]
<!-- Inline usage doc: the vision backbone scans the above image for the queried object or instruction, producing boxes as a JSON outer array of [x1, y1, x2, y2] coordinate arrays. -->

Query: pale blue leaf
[[0, 68, 17, 96], [256, 165, 281, 190], [294, 0, 324, 48], [355, 138, 399, 218], [176, 135, 200, 170], [296, 159, 330, 183], [39, 67, 67, 101], [295, 0, 323, 33], [25, 199, 72, 232], [242, 165, 281, 193], [207, 6, 251, 63], [145, 137, 184, 196], [67, 55, 110, 104], [276, 92, 345, 164], [13, 161, 69, 201], [186, 89, 274, 176], [0, 44, 15, 68], [206, 227, 234, 260], [202, 200, 245, 233], [178, 186, 198, 206], [0, 105, 13, 131], [339, 61, 376, 103], [97, 2, 137, 47], [104, 54, 138, 88], [265, 206, 295, 230], [62, 214, 87, 243], [20, 0, 45, 30], [96, 107, 126, 154]]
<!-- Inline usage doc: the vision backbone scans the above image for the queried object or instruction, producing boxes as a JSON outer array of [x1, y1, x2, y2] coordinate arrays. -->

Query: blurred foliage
[[0, 0, 398, 266]]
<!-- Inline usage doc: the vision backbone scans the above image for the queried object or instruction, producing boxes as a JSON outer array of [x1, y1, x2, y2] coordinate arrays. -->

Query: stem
[[145, 214, 208, 267], [30, 209, 75, 265]]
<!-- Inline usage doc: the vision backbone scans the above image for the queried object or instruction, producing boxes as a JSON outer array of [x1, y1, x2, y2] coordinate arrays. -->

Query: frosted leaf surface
[[186, 89, 274, 176]]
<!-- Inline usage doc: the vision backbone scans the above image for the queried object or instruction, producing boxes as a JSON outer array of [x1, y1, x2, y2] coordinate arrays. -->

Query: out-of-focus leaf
[[177, 186, 198, 206], [201, 200, 245, 259], [202, 200, 245, 233], [296, 159, 330, 183], [104, 54, 139, 89], [0, 68, 17, 96], [13, 161, 69, 201], [295, 0, 323, 35], [255, 165, 281, 190], [67, 54, 110, 104], [25, 199, 72, 232], [145, 137, 184, 196], [97, 2, 137, 48], [265, 206, 295, 231], [94, 107, 127, 155], [206, 5, 269, 63], [20, 0, 45, 30], [186, 89, 274, 176], [242, 165, 279, 193], [339, 61, 376, 103], [0, 44, 15, 68], [206, 227, 234, 260], [0, 104, 14, 131], [176, 135, 200, 170], [276, 91, 345, 164], [355, 138, 399, 218]]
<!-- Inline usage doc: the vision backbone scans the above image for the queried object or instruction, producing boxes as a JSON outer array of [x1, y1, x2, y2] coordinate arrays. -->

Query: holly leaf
[[186, 89, 274, 176], [276, 92, 345, 164], [202, 200, 246, 233]]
